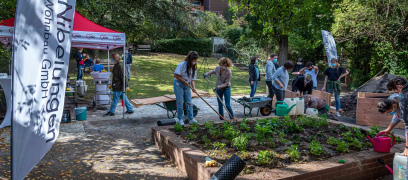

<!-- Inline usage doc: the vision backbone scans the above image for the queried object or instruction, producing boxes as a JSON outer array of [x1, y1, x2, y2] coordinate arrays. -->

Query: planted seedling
[[239, 121, 251, 131], [309, 140, 325, 156], [278, 132, 289, 145], [267, 137, 276, 148], [213, 142, 226, 150], [286, 145, 301, 162], [327, 137, 339, 145], [367, 126, 381, 137], [232, 135, 249, 151], [255, 124, 271, 144], [352, 127, 365, 139], [238, 150, 251, 160], [224, 126, 240, 141], [337, 123, 349, 131], [336, 141, 349, 153], [190, 124, 199, 133], [204, 121, 214, 130], [209, 127, 222, 139], [341, 131, 354, 142], [187, 133, 197, 140], [349, 138, 362, 150], [284, 120, 303, 133], [257, 150, 274, 165], [202, 135, 212, 148], [174, 123, 183, 132]]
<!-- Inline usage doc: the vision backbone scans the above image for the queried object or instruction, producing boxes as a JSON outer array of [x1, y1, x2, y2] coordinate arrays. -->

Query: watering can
[[274, 101, 296, 116], [366, 132, 395, 153]]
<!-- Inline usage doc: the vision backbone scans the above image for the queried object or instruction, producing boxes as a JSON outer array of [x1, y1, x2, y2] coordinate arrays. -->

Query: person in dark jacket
[[249, 56, 260, 97], [104, 53, 134, 116], [292, 57, 304, 80], [293, 74, 313, 96], [75, 48, 84, 80]]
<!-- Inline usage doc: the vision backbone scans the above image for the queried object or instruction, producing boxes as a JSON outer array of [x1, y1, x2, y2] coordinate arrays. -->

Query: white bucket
[[295, 98, 305, 115], [284, 98, 296, 116], [306, 108, 318, 117]]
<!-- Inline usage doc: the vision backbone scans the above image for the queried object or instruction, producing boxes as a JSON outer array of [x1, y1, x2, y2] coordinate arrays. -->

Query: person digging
[[104, 53, 134, 116]]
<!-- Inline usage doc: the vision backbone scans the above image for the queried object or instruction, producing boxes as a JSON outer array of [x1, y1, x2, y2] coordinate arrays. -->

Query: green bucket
[[74, 107, 87, 121]]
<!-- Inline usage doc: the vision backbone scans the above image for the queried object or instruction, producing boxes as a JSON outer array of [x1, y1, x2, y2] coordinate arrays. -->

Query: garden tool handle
[[376, 132, 395, 147], [205, 77, 234, 121], [274, 101, 287, 108]]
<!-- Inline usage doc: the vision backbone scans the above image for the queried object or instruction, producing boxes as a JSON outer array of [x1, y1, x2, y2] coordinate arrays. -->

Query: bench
[[136, 45, 151, 55]]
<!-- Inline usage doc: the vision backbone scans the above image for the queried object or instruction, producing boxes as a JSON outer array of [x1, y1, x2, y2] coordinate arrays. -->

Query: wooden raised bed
[[356, 92, 404, 129]]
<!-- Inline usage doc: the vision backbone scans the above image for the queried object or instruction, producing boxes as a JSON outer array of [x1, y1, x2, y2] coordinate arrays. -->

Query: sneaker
[[103, 112, 115, 117], [174, 118, 184, 126], [336, 112, 341, 117], [189, 119, 198, 124], [126, 110, 134, 114]]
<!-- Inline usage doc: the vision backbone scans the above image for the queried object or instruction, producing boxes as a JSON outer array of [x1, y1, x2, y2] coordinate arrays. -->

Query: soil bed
[[170, 116, 404, 174]]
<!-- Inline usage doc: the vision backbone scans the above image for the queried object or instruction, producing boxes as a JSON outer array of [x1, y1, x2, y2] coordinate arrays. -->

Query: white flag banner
[[11, 0, 76, 179], [321, 30, 338, 64]]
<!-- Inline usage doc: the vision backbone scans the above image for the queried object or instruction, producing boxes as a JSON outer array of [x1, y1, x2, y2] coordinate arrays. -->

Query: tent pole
[[123, 44, 126, 119], [107, 48, 110, 73]]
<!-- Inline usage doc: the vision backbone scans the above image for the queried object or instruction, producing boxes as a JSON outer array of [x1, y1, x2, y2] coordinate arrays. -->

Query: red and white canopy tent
[[0, 11, 129, 121], [0, 11, 128, 72]]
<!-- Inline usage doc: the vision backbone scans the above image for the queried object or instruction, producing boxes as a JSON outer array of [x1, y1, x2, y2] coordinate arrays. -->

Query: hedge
[[155, 38, 212, 56]]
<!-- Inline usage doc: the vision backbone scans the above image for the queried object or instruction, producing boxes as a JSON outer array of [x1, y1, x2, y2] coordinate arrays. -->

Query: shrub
[[155, 38, 212, 55]]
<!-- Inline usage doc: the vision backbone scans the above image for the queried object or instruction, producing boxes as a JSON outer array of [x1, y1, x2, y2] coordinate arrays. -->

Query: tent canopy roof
[[0, 11, 126, 50]]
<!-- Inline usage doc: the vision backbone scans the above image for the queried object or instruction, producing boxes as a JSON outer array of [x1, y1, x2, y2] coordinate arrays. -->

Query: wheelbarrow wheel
[[260, 105, 272, 116], [244, 106, 251, 116]]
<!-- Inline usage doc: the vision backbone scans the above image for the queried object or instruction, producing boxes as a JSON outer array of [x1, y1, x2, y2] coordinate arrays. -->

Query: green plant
[[238, 150, 251, 160], [209, 128, 222, 139], [223, 121, 234, 130], [204, 121, 214, 130], [349, 138, 362, 150], [190, 123, 199, 133], [187, 133, 197, 140], [267, 137, 276, 148], [368, 126, 381, 137], [286, 145, 301, 161], [336, 141, 349, 153], [224, 126, 240, 141], [327, 137, 339, 145], [213, 142, 226, 150], [299, 116, 329, 129], [255, 124, 271, 144], [337, 124, 350, 131], [232, 135, 249, 151], [174, 123, 183, 132], [309, 140, 324, 156], [278, 132, 289, 145], [284, 120, 303, 133], [257, 150, 274, 165], [202, 135, 212, 148], [239, 121, 251, 131], [341, 131, 354, 142], [155, 38, 212, 55], [352, 127, 365, 139]]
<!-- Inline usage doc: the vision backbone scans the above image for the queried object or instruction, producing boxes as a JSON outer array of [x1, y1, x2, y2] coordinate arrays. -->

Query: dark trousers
[[266, 81, 275, 106], [272, 86, 285, 102]]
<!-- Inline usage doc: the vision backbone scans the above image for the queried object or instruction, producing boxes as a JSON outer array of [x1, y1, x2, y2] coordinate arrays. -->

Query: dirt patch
[[170, 116, 404, 174], [339, 73, 398, 118]]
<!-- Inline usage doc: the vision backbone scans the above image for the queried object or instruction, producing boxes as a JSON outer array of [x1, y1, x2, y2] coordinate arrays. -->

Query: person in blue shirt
[[249, 56, 260, 97], [173, 51, 199, 126], [272, 61, 294, 101], [92, 59, 105, 72], [123, 47, 133, 81], [266, 53, 278, 103], [299, 61, 319, 90]]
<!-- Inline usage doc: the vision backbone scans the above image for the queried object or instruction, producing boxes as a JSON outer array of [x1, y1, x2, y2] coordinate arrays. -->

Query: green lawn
[[128, 53, 266, 99], [68, 53, 266, 100]]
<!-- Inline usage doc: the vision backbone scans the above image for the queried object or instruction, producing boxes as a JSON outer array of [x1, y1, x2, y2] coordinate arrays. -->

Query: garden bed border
[[152, 119, 404, 180]]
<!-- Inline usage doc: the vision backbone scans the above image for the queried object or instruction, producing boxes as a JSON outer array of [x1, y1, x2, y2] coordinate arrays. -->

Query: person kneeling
[[300, 95, 328, 115], [104, 53, 134, 116]]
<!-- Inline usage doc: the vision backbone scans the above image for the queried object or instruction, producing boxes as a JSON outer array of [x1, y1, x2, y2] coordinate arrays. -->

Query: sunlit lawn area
[[68, 53, 266, 100]]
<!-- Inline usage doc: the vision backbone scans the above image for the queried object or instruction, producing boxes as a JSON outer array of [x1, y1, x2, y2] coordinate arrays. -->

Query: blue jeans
[[77, 65, 84, 80], [174, 80, 194, 121], [250, 81, 258, 97], [326, 82, 341, 111], [109, 91, 133, 113], [126, 64, 131, 80], [216, 87, 234, 120]]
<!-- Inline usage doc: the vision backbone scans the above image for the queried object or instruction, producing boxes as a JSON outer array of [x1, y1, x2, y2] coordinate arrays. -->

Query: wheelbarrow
[[155, 100, 199, 119], [231, 96, 272, 117]]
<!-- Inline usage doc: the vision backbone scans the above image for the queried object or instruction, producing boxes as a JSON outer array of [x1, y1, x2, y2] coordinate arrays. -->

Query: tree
[[228, 0, 336, 64]]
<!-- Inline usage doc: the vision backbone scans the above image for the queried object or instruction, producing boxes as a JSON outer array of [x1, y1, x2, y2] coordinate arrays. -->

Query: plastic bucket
[[74, 107, 87, 121]]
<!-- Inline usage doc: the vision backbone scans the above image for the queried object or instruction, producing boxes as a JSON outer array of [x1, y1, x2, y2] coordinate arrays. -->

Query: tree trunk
[[278, 34, 288, 65]]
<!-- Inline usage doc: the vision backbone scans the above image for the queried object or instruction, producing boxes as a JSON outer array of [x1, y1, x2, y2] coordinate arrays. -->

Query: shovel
[[204, 76, 235, 121]]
